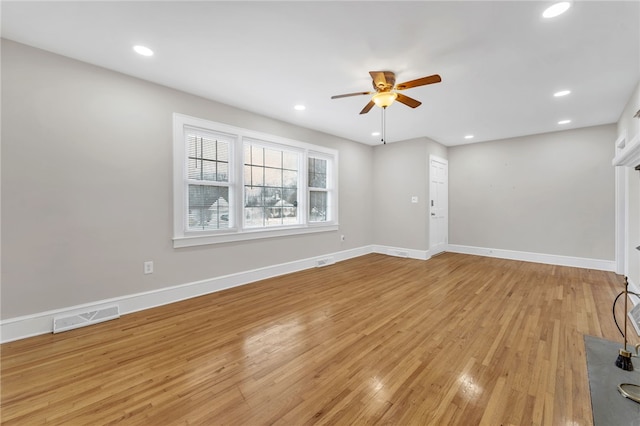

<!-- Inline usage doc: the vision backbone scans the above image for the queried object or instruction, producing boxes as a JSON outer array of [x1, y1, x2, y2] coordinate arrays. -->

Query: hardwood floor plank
[[1, 253, 637, 425]]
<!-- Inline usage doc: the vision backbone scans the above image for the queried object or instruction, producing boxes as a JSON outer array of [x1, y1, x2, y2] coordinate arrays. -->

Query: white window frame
[[173, 113, 338, 248]]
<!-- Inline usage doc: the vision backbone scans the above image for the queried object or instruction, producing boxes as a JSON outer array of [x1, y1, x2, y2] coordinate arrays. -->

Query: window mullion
[[235, 136, 244, 231], [199, 137, 203, 181]]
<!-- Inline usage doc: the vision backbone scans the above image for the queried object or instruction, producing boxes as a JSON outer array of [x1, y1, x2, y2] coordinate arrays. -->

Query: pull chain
[[381, 107, 387, 144]]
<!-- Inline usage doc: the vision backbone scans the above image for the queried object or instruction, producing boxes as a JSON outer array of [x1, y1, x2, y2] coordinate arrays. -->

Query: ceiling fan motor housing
[[373, 74, 395, 92]]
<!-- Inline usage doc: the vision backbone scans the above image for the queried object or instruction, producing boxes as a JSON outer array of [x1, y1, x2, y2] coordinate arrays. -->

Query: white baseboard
[[0, 243, 623, 343], [0, 246, 372, 343], [372, 245, 430, 260], [447, 244, 616, 272]]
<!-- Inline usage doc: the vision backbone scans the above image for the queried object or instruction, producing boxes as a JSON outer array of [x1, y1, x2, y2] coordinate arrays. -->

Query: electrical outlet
[[144, 261, 154, 274], [411, 196, 418, 203]]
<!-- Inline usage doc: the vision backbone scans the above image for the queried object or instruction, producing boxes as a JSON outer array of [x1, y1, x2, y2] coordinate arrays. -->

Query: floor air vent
[[53, 305, 120, 333], [316, 257, 335, 267], [388, 249, 409, 258]]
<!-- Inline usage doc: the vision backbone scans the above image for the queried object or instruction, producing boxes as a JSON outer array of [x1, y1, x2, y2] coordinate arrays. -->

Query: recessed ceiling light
[[464, 135, 474, 139], [558, 119, 571, 124], [543, 2, 571, 18], [133, 45, 154, 57], [554, 90, 571, 97], [371, 131, 381, 136], [294, 105, 306, 111]]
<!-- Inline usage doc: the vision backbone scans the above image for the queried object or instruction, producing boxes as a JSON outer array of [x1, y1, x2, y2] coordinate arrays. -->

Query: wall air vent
[[53, 305, 120, 333]]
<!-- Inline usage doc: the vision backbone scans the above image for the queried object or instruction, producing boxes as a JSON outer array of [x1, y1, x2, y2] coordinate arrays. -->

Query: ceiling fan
[[331, 71, 442, 114]]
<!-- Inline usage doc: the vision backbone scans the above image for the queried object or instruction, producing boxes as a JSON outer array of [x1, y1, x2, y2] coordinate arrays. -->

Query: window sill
[[173, 223, 339, 248]]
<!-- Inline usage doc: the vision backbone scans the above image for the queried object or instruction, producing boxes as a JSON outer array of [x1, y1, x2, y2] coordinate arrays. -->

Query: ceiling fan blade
[[331, 91, 372, 99], [369, 71, 396, 91], [396, 74, 442, 90], [396, 93, 422, 108], [359, 100, 375, 114]]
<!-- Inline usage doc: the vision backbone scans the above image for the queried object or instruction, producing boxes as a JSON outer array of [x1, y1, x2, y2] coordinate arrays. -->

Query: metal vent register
[[53, 305, 120, 333]]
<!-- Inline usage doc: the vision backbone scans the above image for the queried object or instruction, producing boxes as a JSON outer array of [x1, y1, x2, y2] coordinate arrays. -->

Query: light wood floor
[[1, 253, 638, 425]]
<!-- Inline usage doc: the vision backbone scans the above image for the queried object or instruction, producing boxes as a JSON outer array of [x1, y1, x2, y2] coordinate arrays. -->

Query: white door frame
[[615, 166, 627, 275], [429, 155, 449, 256]]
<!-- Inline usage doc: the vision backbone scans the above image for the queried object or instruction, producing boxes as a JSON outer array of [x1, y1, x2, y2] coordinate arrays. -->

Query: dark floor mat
[[584, 335, 640, 425]]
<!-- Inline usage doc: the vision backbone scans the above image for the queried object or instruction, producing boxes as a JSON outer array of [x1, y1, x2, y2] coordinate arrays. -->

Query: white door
[[429, 156, 448, 255]]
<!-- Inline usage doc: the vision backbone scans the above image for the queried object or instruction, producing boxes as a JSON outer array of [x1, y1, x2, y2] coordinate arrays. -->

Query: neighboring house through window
[[173, 113, 338, 247]]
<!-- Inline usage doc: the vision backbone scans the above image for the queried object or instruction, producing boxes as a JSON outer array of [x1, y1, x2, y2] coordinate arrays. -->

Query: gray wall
[[372, 137, 447, 250], [449, 125, 617, 260], [1, 38, 628, 324], [1, 39, 374, 319]]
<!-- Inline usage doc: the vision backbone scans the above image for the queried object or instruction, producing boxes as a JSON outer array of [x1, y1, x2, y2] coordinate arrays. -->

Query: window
[[244, 141, 300, 228], [186, 129, 232, 231], [308, 156, 332, 222], [173, 114, 338, 247]]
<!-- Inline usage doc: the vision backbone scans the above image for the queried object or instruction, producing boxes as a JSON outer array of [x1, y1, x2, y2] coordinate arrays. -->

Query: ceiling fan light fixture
[[372, 92, 398, 108]]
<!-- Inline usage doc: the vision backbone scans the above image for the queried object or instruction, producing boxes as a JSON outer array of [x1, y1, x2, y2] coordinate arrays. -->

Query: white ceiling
[[2, 1, 639, 146]]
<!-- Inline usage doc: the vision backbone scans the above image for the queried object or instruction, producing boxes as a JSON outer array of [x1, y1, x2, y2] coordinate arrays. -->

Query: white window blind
[[308, 156, 331, 222], [185, 129, 233, 231]]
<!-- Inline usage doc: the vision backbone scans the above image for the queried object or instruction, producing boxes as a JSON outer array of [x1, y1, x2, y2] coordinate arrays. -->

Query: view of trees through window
[[244, 144, 299, 227], [308, 157, 328, 222], [175, 114, 337, 244]]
